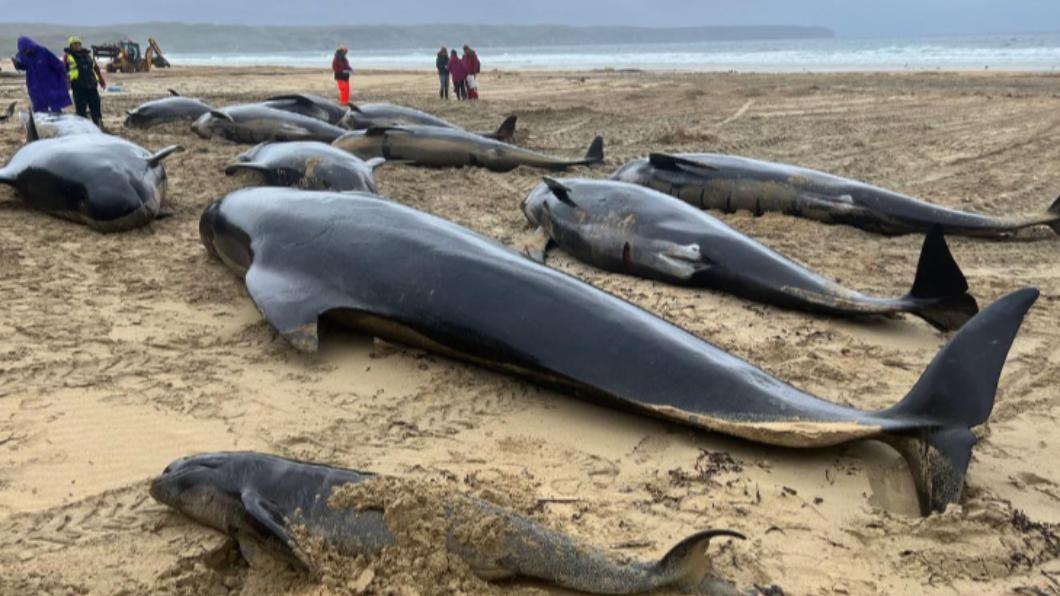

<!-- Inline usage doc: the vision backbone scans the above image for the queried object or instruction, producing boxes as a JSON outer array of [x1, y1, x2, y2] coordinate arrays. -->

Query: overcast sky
[[0, 0, 1057, 38]]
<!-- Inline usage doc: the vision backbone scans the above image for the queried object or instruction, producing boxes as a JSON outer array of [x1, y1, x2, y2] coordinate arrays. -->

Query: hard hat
[[67, 36, 82, 46]]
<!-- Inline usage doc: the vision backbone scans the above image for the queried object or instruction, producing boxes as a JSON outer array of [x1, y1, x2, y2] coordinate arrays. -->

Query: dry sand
[[1, 66, 1059, 594]]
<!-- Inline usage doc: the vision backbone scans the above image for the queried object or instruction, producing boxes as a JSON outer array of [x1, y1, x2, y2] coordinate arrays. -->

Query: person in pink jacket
[[447, 49, 468, 101]]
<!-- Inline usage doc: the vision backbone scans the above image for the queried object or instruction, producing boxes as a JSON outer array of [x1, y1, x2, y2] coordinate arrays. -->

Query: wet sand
[[1, 66, 1059, 594]]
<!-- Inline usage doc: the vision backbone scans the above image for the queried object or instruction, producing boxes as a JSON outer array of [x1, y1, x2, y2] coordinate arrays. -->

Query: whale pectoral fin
[[209, 109, 235, 122], [521, 227, 555, 264], [240, 490, 309, 569], [147, 145, 185, 167], [245, 265, 327, 352], [232, 530, 263, 567], [542, 177, 576, 207], [365, 157, 386, 170], [0, 101, 16, 121], [649, 153, 719, 173], [656, 243, 708, 281], [224, 162, 268, 177]]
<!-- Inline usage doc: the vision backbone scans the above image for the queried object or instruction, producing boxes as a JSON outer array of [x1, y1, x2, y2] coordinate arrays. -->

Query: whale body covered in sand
[[151, 451, 745, 594]]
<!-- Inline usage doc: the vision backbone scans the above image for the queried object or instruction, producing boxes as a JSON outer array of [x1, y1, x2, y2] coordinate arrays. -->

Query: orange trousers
[[337, 80, 350, 105]]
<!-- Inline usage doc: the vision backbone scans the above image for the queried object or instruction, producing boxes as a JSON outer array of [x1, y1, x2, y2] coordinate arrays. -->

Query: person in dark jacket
[[462, 45, 481, 101], [63, 37, 105, 126], [448, 49, 468, 101], [332, 46, 352, 106], [436, 46, 449, 99], [11, 36, 71, 113]]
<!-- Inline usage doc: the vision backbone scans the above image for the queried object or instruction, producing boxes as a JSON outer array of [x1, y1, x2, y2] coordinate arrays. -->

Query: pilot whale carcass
[[612, 153, 1060, 238], [151, 451, 746, 594], [199, 187, 1038, 513]]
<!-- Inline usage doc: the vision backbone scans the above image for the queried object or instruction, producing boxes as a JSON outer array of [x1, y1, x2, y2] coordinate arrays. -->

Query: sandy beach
[[1, 65, 1059, 594]]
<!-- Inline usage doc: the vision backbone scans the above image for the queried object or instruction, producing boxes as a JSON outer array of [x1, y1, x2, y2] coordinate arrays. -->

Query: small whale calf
[[333, 126, 603, 172], [124, 89, 215, 129], [613, 153, 1060, 238], [522, 178, 978, 330], [261, 93, 349, 125], [261, 94, 519, 141], [226, 141, 384, 192], [341, 102, 518, 141], [151, 451, 745, 594], [192, 105, 349, 144], [199, 188, 1038, 513]]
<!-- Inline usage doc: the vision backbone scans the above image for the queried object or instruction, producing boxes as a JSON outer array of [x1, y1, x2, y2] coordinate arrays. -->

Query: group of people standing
[[332, 44, 483, 105], [11, 35, 107, 127], [436, 46, 481, 101]]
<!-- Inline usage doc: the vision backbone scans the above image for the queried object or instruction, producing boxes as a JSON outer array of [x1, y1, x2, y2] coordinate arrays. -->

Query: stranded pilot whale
[[151, 451, 745, 594], [124, 89, 214, 129], [192, 105, 349, 144], [262, 93, 518, 141], [199, 188, 1038, 513], [333, 125, 602, 172], [522, 178, 978, 331], [0, 114, 182, 231], [225, 141, 385, 192], [612, 153, 1060, 238], [19, 110, 101, 140]]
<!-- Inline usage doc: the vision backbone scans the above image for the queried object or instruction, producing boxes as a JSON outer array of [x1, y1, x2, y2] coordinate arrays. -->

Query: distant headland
[[0, 22, 835, 53]]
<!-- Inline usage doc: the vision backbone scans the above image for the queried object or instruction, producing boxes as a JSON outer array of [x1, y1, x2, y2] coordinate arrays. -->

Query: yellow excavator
[[91, 38, 170, 73]]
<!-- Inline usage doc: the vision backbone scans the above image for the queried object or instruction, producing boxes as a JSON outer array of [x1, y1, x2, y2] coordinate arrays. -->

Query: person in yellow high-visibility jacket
[[63, 36, 106, 127]]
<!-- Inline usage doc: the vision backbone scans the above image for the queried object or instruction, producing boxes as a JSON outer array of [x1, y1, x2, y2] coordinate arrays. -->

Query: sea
[[166, 33, 1060, 72]]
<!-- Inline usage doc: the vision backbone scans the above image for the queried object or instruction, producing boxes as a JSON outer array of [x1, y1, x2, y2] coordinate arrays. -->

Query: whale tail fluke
[[1046, 195, 1060, 235], [644, 529, 745, 591], [906, 225, 979, 330], [883, 287, 1038, 514]]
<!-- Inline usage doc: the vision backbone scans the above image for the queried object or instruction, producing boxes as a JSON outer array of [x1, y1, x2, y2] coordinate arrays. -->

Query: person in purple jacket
[[11, 36, 72, 113]]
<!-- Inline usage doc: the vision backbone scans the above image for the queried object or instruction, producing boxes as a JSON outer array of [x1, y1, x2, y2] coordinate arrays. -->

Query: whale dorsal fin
[[649, 153, 719, 173], [26, 111, 39, 142], [167, 88, 181, 97], [542, 177, 576, 207]]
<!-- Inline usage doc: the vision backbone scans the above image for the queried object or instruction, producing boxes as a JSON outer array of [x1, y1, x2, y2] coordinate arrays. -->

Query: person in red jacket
[[462, 45, 481, 101], [447, 49, 468, 101], [332, 46, 352, 106]]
